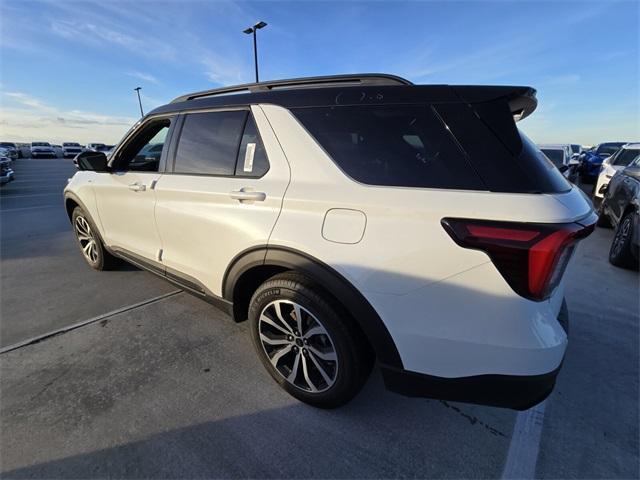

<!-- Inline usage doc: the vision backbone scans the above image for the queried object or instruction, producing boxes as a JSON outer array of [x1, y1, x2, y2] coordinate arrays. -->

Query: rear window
[[541, 149, 565, 167], [294, 103, 570, 193], [612, 149, 640, 166]]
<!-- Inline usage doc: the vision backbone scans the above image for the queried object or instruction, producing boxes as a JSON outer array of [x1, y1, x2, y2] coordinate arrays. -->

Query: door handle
[[128, 182, 146, 192], [230, 188, 266, 202]]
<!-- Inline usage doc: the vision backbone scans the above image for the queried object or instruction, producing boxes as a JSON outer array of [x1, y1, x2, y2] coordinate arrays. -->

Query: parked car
[[62, 142, 84, 158], [594, 143, 640, 208], [579, 142, 627, 183], [598, 157, 640, 269], [0, 154, 15, 185], [570, 144, 582, 157], [0, 142, 20, 159], [539, 144, 577, 181], [30, 142, 56, 158], [65, 74, 595, 409], [86, 143, 109, 152]]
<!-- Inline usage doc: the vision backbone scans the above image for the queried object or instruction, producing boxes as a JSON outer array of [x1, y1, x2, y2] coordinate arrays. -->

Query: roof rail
[[170, 73, 413, 104]]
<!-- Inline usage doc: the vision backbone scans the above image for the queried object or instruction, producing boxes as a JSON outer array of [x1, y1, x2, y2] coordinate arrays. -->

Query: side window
[[174, 111, 247, 175], [114, 119, 171, 172], [235, 115, 269, 177]]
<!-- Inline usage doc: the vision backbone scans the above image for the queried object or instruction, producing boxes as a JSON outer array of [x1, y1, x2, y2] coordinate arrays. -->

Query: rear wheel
[[609, 211, 639, 270], [71, 207, 118, 271], [249, 272, 373, 408]]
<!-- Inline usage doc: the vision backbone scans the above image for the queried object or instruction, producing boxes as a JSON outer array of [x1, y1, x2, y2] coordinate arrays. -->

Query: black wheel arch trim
[[223, 245, 404, 369]]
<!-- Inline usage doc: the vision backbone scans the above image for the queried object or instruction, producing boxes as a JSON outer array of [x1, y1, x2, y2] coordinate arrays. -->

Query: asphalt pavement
[[0, 157, 638, 478]]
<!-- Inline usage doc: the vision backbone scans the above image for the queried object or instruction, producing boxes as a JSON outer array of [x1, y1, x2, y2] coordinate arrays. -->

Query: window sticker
[[243, 142, 256, 172]]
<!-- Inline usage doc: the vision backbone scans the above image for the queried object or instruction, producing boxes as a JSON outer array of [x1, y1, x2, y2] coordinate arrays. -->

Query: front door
[[93, 117, 173, 264]]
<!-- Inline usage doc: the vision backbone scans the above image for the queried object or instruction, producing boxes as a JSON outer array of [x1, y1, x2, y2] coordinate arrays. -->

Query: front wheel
[[609, 212, 639, 270], [71, 207, 119, 271], [248, 272, 373, 408]]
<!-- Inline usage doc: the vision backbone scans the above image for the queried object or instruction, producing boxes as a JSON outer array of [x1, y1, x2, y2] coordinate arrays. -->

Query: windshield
[[613, 149, 640, 166], [63, 143, 80, 147], [32, 142, 50, 147], [597, 143, 625, 156], [0, 143, 15, 148], [571, 144, 581, 154], [541, 149, 565, 167]]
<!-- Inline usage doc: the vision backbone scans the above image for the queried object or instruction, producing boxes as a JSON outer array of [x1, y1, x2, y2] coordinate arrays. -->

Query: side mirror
[[76, 151, 109, 172], [569, 158, 580, 166], [623, 165, 640, 180]]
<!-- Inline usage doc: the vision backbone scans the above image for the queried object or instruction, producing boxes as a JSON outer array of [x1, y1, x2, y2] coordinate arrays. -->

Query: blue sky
[[1, 0, 638, 144]]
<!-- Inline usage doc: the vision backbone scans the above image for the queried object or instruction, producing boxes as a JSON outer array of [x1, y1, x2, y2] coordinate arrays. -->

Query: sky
[[0, 0, 638, 145]]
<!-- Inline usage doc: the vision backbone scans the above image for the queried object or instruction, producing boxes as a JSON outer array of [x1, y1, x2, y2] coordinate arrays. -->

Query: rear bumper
[[381, 300, 569, 410]]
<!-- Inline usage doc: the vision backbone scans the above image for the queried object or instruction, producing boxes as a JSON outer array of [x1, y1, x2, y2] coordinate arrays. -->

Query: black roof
[[149, 73, 537, 119]]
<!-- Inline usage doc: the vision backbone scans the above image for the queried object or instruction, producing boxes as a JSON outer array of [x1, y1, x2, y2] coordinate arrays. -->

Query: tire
[[596, 203, 612, 228], [71, 207, 119, 271], [248, 272, 373, 408], [609, 211, 639, 270]]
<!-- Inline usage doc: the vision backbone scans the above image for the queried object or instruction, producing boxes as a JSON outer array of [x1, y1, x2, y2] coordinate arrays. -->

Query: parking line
[[0, 193, 61, 199], [0, 290, 182, 354], [0, 205, 59, 213], [501, 400, 548, 479]]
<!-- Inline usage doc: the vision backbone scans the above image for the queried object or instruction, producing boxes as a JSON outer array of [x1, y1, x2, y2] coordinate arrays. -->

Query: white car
[[539, 144, 578, 180], [30, 142, 56, 158], [62, 142, 84, 158], [594, 143, 640, 207], [64, 74, 595, 409]]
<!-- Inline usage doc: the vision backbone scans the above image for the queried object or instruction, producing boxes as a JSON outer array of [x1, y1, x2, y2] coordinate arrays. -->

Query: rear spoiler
[[452, 86, 538, 122]]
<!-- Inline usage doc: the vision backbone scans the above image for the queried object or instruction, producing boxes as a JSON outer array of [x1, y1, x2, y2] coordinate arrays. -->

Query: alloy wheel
[[74, 215, 99, 264], [258, 300, 338, 393], [612, 217, 631, 257]]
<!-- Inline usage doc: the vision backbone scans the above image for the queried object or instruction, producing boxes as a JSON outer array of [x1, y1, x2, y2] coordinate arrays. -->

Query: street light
[[133, 87, 144, 117], [243, 21, 267, 83]]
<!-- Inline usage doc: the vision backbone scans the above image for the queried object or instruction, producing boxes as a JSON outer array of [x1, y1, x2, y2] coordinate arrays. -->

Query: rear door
[[153, 106, 290, 297]]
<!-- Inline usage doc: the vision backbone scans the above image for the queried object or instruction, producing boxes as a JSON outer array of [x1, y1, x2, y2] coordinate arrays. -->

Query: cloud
[[1, 90, 136, 144], [49, 19, 176, 60], [127, 71, 160, 85]]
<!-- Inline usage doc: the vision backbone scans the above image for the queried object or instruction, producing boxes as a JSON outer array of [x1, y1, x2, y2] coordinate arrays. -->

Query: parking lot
[[1, 157, 638, 478]]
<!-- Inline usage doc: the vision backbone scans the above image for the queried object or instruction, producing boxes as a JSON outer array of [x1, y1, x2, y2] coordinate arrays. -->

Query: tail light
[[442, 215, 596, 301]]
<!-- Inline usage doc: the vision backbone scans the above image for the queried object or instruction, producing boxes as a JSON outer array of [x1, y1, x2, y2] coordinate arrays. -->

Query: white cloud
[[1, 90, 136, 144], [127, 71, 160, 85]]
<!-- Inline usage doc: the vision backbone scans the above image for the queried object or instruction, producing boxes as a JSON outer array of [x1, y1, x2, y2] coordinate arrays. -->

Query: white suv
[[594, 143, 640, 208], [64, 74, 595, 409]]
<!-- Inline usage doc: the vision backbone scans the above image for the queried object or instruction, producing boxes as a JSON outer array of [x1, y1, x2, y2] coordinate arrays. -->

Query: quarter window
[[235, 115, 269, 177], [174, 111, 247, 175]]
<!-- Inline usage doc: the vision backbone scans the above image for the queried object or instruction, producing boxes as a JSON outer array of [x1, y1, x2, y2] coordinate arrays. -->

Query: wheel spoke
[[269, 344, 293, 367], [83, 241, 93, 254], [286, 352, 301, 382], [300, 354, 318, 392], [292, 303, 304, 335], [260, 333, 290, 346], [77, 234, 91, 242], [303, 326, 324, 339], [260, 314, 291, 336], [273, 302, 294, 334], [308, 345, 337, 362], [308, 351, 333, 386]]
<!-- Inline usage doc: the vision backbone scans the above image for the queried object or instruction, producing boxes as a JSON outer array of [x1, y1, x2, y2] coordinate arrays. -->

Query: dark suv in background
[[598, 156, 640, 269]]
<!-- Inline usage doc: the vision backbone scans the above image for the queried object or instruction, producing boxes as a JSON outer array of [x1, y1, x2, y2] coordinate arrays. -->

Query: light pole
[[243, 21, 267, 83], [134, 87, 144, 117]]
